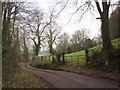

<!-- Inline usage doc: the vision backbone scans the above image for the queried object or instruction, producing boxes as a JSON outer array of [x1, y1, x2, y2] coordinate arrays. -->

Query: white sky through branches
[[1, 0, 119, 38], [33, 0, 119, 39]]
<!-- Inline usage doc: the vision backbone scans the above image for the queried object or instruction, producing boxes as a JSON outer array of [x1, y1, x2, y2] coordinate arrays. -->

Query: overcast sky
[[35, 0, 100, 38], [27, 0, 118, 39]]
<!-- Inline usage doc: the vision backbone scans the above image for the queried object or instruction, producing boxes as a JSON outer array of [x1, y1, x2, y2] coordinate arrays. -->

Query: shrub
[[108, 49, 120, 72], [86, 48, 120, 72], [35, 63, 49, 69]]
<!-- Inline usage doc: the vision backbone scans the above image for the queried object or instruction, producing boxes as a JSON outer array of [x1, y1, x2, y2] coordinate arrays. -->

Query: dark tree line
[[2, 2, 22, 86], [109, 2, 120, 40], [1, 2, 33, 86]]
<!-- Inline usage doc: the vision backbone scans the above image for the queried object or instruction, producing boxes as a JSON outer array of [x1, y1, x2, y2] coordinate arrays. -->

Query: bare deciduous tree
[[71, 29, 89, 44], [42, 7, 62, 62], [56, 32, 70, 64], [70, 29, 89, 52], [2, 2, 26, 85], [20, 8, 50, 56]]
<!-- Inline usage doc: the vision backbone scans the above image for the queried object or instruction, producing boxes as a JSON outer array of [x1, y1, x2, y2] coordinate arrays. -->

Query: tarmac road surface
[[22, 65, 119, 88]]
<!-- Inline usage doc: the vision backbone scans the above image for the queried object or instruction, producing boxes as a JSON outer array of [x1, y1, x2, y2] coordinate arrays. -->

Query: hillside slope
[[65, 38, 120, 57]]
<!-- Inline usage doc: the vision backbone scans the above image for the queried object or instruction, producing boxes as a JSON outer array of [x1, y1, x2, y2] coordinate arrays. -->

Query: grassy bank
[[65, 38, 120, 57], [3, 67, 48, 88]]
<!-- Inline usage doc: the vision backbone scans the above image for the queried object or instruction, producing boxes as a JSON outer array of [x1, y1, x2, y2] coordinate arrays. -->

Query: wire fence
[[31, 55, 86, 68], [64, 55, 85, 67]]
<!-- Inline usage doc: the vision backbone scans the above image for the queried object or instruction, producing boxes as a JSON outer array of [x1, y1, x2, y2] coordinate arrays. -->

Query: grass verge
[[3, 68, 48, 88]]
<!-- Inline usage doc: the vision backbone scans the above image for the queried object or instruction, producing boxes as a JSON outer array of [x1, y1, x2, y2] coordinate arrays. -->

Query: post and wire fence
[[30, 54, 86, 70]]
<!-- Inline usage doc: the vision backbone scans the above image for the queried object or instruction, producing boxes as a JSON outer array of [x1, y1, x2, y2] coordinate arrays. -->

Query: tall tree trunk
[[52, 50, 55, 63], [52, 55, 55, 62], [85, 49, 89, 63], [101, 2, 112, 51], [16, 28, 21, 62], [101, 13, 112, 65], [56, 54, 61, 64], [49, 43, 55, 62], [23, 37, 29, 61], [95, 1, 113, 65], [101, 2, 112, 65], [31, 38, 40, 56], [2, 3, 9, 55], [118, 3, 120, 37], [35, 45, 39, 56], [0, 2, 2, 88], [62, 53, 65, 64]]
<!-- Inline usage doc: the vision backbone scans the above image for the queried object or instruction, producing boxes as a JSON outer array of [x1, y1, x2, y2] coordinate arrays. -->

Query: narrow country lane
[[22, 64, 119, 88]]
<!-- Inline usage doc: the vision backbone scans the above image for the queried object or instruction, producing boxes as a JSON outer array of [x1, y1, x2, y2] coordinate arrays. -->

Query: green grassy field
[[65, 50, 85, 62], [63, 38, 120, 64], [65, 38, 120, 57], [31, 38, 120, 69], [65, 50, 85, 57]]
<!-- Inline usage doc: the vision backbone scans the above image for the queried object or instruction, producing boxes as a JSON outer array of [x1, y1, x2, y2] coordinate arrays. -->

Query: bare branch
[[30, 37, 37, 46], [94, 0, 102, 16], [53, 29, 61, 43], [56, 0, 69, 16], [40, 22, 50, 36]]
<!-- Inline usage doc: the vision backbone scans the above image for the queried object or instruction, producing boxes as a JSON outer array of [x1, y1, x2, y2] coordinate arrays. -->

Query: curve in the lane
[[24, 65, 86, 88], [22, 65, 118, 88]]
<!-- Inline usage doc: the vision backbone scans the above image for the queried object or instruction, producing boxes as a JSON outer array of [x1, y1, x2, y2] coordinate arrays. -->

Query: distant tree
[[109, 3, 120, 40], [56, 32, 70, 64], [43, 7, 62, 62], [20, 8, 50, 56], [70, 29, 89, 52], [92, 34, 102, 45], [22, 32, 29, 61], [83, 39, 93, 63]]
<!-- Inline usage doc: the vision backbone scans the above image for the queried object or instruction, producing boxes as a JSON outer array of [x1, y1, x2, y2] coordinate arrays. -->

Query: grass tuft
[[3, 69, 48, 88]]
